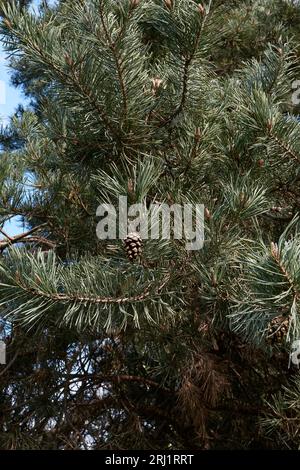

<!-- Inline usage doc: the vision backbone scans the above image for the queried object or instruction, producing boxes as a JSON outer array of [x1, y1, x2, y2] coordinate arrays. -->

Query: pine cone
[[124, 232, 143, 261], [266, 315, 290, 344]]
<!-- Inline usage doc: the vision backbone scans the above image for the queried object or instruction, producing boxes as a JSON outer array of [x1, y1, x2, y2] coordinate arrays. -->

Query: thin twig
[[0, 223, 48, 251]]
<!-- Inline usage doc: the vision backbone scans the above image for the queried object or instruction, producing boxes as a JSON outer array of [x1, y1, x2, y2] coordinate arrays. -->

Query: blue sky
[[0, 0, 55, 237], [0, 50, 25, 127], [0, 1, 51, 126], [0, 36, 26, 236], [0, 1, 58, 122]]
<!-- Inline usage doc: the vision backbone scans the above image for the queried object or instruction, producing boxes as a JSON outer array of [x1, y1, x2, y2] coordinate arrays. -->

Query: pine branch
[[99, 0, 128, 127], [0, 223, 48, 252], [269, 129, 300, 164], [15, 271, 172, 305], [0, 350, 18, 376], [2, 20, 119, 138], [270, 241, 300, 301], [0, 227, 13, 242], [70, 372, 171, 393], [159, 0, 212, 127]]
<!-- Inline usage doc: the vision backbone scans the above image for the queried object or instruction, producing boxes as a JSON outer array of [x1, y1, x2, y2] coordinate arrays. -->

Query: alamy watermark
[[292, 80, 300, 105], [96, 196, 204, 251], [0, 341, 6, 364], [289, 340, 300, 368]]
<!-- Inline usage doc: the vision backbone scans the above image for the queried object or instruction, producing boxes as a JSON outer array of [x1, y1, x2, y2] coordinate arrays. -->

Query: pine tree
[[1, 0, 300, 449]]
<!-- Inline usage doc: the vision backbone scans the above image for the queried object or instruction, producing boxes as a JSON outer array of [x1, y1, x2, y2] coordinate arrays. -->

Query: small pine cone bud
[[267, 315, 290, 345], [239, 192, 246, 206], [128, 178, 134, 194], [164, 0, 172, 10], [258, 159, 264, 167], [124, 232, 143, 261], [167, 192, 174, 205], [3, 18, 12, 29], [151, 77, 163, 95], [198, 4, 205, 15], [271, 206, 282, 213], [195, 127, 201, 141], [131, 0, 140, 7], [211, 271, 217, 287], [267, 119, 273, 131], [270, 241, 279, 259], [65, 54, 73, 67], [204, 207, 211, 220]]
